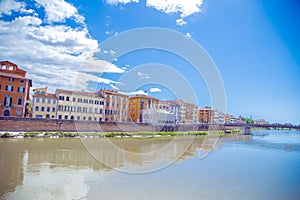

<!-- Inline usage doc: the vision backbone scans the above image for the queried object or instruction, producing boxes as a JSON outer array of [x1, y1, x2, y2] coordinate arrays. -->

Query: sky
[[0, 0, 299, 124]]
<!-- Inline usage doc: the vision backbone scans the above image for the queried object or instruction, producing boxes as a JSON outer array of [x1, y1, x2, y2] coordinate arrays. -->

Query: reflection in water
[[0, 131, 299, 200]]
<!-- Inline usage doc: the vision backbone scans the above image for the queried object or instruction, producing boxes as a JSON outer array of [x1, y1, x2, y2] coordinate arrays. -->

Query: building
[[56, 89, 105, 121], [167, 100, 198, 124], [0, 61, 32, 117], [198, 106, 225, 125], [142, 107, 176, 125], [225, 114, 236, 124], [98, 89, 129, 122], [198, 106, 213, 124], [158, 101, 180, 124], [129, 95, 159, 123], [32, 87, 57, 119], [254, 119, 268, 125]]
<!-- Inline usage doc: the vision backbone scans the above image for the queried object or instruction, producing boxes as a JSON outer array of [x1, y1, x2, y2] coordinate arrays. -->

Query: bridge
[[224, 123, 300, 131]]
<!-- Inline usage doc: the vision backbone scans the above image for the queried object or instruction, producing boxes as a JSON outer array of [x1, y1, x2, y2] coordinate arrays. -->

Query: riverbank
[[0, 130, 242, 139]]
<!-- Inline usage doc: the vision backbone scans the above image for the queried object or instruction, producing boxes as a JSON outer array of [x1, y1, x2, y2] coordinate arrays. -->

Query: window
[[42, 98, 45, 103], [77, 107, 82, 112], [47, 99, 51, 104], [58, 115, 62, 119], [70, 116, 74, 120], [100, 101, 104, 105], [77, 116, 80, 120], [46, 114, 50, 118], [41, 107, 45, 112], [83, 107, 87, 112], [73, 97, 76, 102], [95, 100, 99, 104], [36, 91, 40, 94], [4, 96, 12, 107], [52, 107, 56, 112], [52, 115, 55, 118], [58, 105, 63, 111], [20, 79, 24, 83], [59, 96, 64, 100], [94, 117, 97, 121], [36, 114, 42, 118], [66, 96, 70, 101], [95, 108, 98, 113], [89, 100, 93, 104], [47, 107, 50, 112], [6, 85, 13, 92], [71, 106, 76, 112], [100, 109, 103, 114], [8, 66, 14, 71], [53, 99, 56, 104], [83, 116, 86, 120], [88, 117, 92, 121], [78, 98, 82, 103], [84, 99, 88, 103], [89, 108, 92, 113], [64, 105, 70, 111], [8, 77, 14, 82], [1, 64, 5, 70], [41, 91, 45, 94], [35, 106, 39, 111], [99, 118, 102, 122], [17, 96, 22, 105], [64, 115, 68, 120]]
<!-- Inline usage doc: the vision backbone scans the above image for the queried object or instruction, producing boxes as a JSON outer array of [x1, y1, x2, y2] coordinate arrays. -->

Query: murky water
[[0, 130, 300, 200]]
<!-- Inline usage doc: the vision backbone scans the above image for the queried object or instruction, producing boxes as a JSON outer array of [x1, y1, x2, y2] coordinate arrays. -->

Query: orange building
[[129, 95, 159, 123], [98, 89, 129, 122], [198, 106, 213, 124], [0, 61, 32, 117]]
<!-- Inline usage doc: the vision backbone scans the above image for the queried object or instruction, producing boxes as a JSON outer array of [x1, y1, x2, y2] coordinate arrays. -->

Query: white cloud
[[176, 18, 186, 26], [0, 0, 124, 93], [146, 0, 203, 17], [185, 32, 191, 38], [123, 90, 148, 96], [35, 0, 85, 24], [0, 0, 28, 17], [106, 0, 139, 4], [137, 71, 150, 79], [150, 87, 162, 93]]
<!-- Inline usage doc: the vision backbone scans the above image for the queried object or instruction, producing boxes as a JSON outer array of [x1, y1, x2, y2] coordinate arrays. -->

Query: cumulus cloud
[[0, 0, 124, 93], [106, 0, 204, 25], [106, 0, 139, 4], [35, 0, 85, 24], [122, 90, 148, 96], [149, 87, 162, 93], [0, 0, 33, 17]]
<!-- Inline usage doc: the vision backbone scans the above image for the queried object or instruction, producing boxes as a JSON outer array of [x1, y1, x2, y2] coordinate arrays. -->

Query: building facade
[[0, 61, 32, 117], [32, 87, 57, 119], [158, 101, 180, 124], [167, 100, 198, 124], [56, 89, 105, 121], [198, 106, 225, 125], [142, 107, 176, 125], [129, 95, 159, 123], [98, 89, 129, 122]]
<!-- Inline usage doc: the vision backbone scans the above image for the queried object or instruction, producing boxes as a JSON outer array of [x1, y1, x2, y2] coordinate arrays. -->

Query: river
[[0, 130, 299, 200]]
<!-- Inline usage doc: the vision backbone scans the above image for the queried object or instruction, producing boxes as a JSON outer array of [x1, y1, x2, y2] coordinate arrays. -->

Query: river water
[[0, 130, 299, 200]]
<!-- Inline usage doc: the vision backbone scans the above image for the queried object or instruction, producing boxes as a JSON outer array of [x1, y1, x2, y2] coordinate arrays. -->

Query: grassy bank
[[0, 130, 238, 139]]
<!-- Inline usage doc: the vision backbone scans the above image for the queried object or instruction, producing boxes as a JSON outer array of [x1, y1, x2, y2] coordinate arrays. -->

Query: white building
[[143, 107, 176, 125]]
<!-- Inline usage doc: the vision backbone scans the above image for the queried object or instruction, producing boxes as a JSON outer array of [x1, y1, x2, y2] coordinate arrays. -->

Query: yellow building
[[129, 95, 159, 123], [56, 89, 105, 121], [98, 89, 129, 122], [32, 87, 57, 119]]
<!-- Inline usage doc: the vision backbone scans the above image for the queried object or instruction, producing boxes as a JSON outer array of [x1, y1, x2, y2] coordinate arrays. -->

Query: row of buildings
[[1, 60, 249, 125]]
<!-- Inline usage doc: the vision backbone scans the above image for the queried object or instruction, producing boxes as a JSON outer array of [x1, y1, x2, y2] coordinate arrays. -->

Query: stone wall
[[0, 117, 215, 132]]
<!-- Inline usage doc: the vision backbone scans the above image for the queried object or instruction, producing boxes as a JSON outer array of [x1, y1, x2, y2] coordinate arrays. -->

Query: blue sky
[[0, 0, 299, 124]]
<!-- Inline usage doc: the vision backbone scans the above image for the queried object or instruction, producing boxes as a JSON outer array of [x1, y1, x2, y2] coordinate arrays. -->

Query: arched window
[[70, 115, 74, 120], [1, 65, 6, 70], [46, 114, 50, 119], [88, 117, 92, 121], [8, 65, 14, 71]]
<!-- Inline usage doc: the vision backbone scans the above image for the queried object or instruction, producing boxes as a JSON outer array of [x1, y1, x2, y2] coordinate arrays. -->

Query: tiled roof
[[56, 89, 104, 98], [33, 93, 57, 98], [129, 95, 159, 101], [0, 71, 30, 80]]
